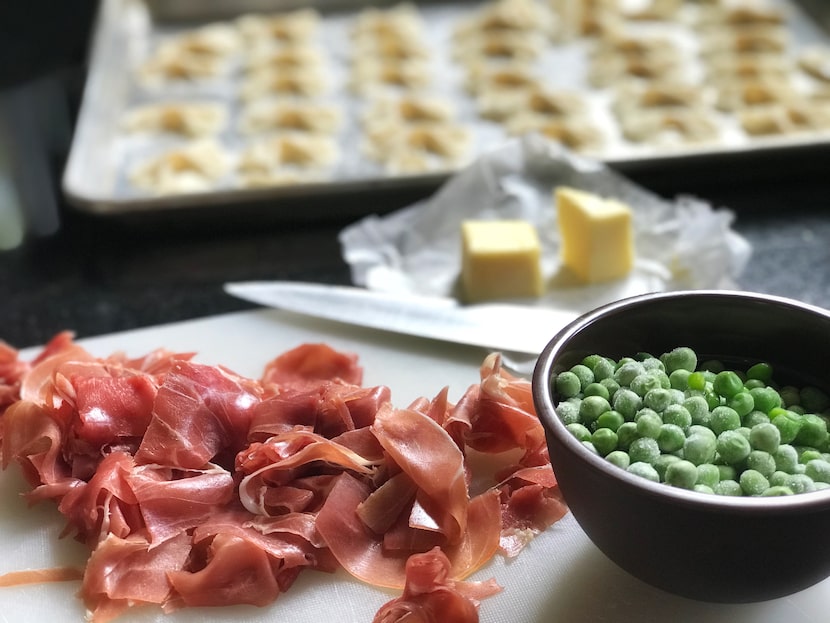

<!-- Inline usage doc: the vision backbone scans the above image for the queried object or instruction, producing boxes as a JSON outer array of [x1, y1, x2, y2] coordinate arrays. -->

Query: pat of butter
[[460, 220, 544, 303], [555, 186, 634, 283]]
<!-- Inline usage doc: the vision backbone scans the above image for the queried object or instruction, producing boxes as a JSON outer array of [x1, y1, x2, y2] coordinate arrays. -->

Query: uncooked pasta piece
[[238, 135, 339, 173], [350, 58, 432, 93], [138, 50, 227, 85], [455, 0, 555, 40], [240, 66, 329, 100], [588, 53, 681, 88], [239, 100, 342, 134], [130, 140, 229, 195], [706, 53, 791, 84], [714, 78, 795, 112], [363, 95, 455, 127], [699, 26, 788, 59], [612, 82, 705, 121], [243, 45, 326, 73], [696, 3, 786, 29], [619, 109, 720, 144], [453, 31, 545, 64], [477, 87, 585, 122], [363, 123, 472, 173], [351, 3, 424, 40], [465, 62, 541, 95], [236, 9, 320, 43], [505, 115, 604, 152], [122, 102, 227, 137]]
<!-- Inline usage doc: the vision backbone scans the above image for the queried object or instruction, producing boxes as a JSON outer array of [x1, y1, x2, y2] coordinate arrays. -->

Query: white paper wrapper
[[339, 134, 752, 314]]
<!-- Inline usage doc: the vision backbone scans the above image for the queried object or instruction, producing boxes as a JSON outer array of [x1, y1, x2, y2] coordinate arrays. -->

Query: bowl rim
[[533, 288, 830, 514]]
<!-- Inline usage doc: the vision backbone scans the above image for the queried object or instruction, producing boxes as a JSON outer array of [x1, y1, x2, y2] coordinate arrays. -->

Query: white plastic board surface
[[3, 309, 828, 622]]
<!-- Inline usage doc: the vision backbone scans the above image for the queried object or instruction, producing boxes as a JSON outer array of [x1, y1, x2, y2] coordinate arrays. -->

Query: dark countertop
[[3, 147, 829, 350]]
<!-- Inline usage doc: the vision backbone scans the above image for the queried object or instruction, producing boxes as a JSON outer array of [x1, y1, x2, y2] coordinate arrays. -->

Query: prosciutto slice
[[0, 334, 567, 623]]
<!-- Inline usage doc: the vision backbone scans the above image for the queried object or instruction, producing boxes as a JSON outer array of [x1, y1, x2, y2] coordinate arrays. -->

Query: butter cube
[[555, 186, 634, 283], [460, 220, 544, 303]]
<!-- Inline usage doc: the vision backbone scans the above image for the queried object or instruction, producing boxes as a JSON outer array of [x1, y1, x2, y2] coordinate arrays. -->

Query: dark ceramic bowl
[[532, 290, 830, 603]]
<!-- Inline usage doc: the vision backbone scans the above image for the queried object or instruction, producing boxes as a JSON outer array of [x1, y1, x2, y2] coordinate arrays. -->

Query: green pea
[[787, 474, 817, 494], [613, 389, 642, 420], [571, 364, 595, 391], [770, 471, 790, 487], [704, 389, 722, 411], [662, 403, 692, 431], [630, 372, 665, 398], [592, 428, 619, 457], [629, 437, 661, 465], [747, 362, 773, 383], [616, 421, 639, 450], [687, 371, 707, 392], [640, 355, 664, 372], [744, 379, 766, 390], [684, 433, 717, 466], [627, 461, 660, 482], [772, 409, 804, 444], [662, 346, 698, 374], [727, 391, 754, 418], [581, 354, 604, 370], [746, 450, 776, 478], [749, 422, 780, 453], [582, 441, 599, 455], [749, 386, 781, 414], [556, 400, 581, 425], [683, 395, 711, 427], [592, 357, 616, 382], [584, 382, 610, 400], [743, 410, 770, 428], [657, 423, 685, 453], [644, 388, 675, 412], [713, 370, 744, 399], [596, 410, 625, 432], [804, 459, 830, 484], [716, 464, 737, 482], [606, 450, 630, 470], [665, 459, 698, 489], [714, 480, 743, 496], [566, 423, 592, 442], [773, 444, 799, 473], [579, 395, 611, 424], [696, 463, 721, 488], [740, 469, 770, 496], [653, 454, 682, 481], [614, 361, 645, 386], [669, 369, 691, 391], [794, 413, 828, 448], [635, 410, 663, 439], [717, 430, 751, 465], [600, 377, 621, 398], [711, 406, 741, 435], [555, 371, 581, 398], [694, 484, 715, 495], [761, 486, 794, 496]]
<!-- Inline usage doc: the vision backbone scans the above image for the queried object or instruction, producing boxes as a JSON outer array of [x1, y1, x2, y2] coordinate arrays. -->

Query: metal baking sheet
[[63, 0, 830, 216]]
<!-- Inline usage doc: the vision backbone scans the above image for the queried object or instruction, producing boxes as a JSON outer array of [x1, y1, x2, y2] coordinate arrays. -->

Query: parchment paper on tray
[[339, 134, 752, 314]]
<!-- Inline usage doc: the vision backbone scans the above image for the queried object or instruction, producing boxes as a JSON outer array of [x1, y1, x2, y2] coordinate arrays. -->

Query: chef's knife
[[224, 281, 579, 356]]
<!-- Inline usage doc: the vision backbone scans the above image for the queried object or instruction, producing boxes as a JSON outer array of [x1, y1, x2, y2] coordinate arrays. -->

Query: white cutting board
[[3, 309, 828, 622]]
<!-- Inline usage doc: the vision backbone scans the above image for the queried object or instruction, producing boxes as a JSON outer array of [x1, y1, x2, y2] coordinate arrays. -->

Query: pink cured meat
[[0, 333, 567, 623]]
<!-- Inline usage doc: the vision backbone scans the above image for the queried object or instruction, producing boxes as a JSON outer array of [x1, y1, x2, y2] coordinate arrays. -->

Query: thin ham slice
[[261, 342, 363, 386]]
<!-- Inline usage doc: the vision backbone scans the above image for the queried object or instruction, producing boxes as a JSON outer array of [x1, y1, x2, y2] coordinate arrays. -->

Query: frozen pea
[[749, 422, 780, 453], [600, 377, 621, 398], [635, 410, 663, 439], [711, 406, 741, 435], [704, 389, 723, 411], [743, 410, 770, 428], [688, 425, 716, 441], [641, 355, 665, 372], [746, 450, 776, 478], [717, 464, 737, 482], [592, 357, 616, 381], [555, 371, 581, 398], [771, 409, 802, 444], [556, 400, 581, 425], [727, 391, 754, 418], [749, 386, 781, 414], [596, 410, 625, 432], [747, 362, 773, 383], [694, 484, 715, 494], [662, 346, 698, 374], [584, 382, 610, 400], [714, 480, 743, 496], [629, 437, 661, 465], [606, 450, 630, 470], [687, 371, 707, 392], [653, 454, 682, 481], [805, 459, 830, 484], [736, 426, 751, 440], [662, 404, 692, 431], [613, 389, 642, 420], [717, 430, 751, 465], [744, 379, 765, 390], [614, 361, 646, 386], [616, 421, 639, 450], [787, 474, 817, 494], [770, 471, 790, 487], [713, 370, 744, 398], [801, 386, 830, 413], [773, 444, 798, 473], [579, 395, 611, 424], [566, 423, 592, 442], [581, 354, 604, 369], [761, 486, 794, 496], [627, 461, 660, 482], [665, 460, 698, 489], [630, 372, 664, 398], [800, 449, 823, 465], [592, 428, 618, 457], [571, 364, 595, 390], [657, 424, 686, 453], [740, 469, 770, 496], [696, 463, 721, 488], [684, 433, 717, 466], [669, 369, 691, 391], [794, 413, 828, 448], [816, 482, 830, 491], [684, 395, 711, 426], [644, 388, 675, 412], [780, 386, 801, 408]]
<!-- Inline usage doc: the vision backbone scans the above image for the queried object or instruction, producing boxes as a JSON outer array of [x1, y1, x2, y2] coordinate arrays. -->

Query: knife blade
[[224, 281, 579, 356]]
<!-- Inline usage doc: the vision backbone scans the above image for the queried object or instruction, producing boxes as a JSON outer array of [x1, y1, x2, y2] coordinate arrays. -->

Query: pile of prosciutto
[[0, 332, 567, 622]]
